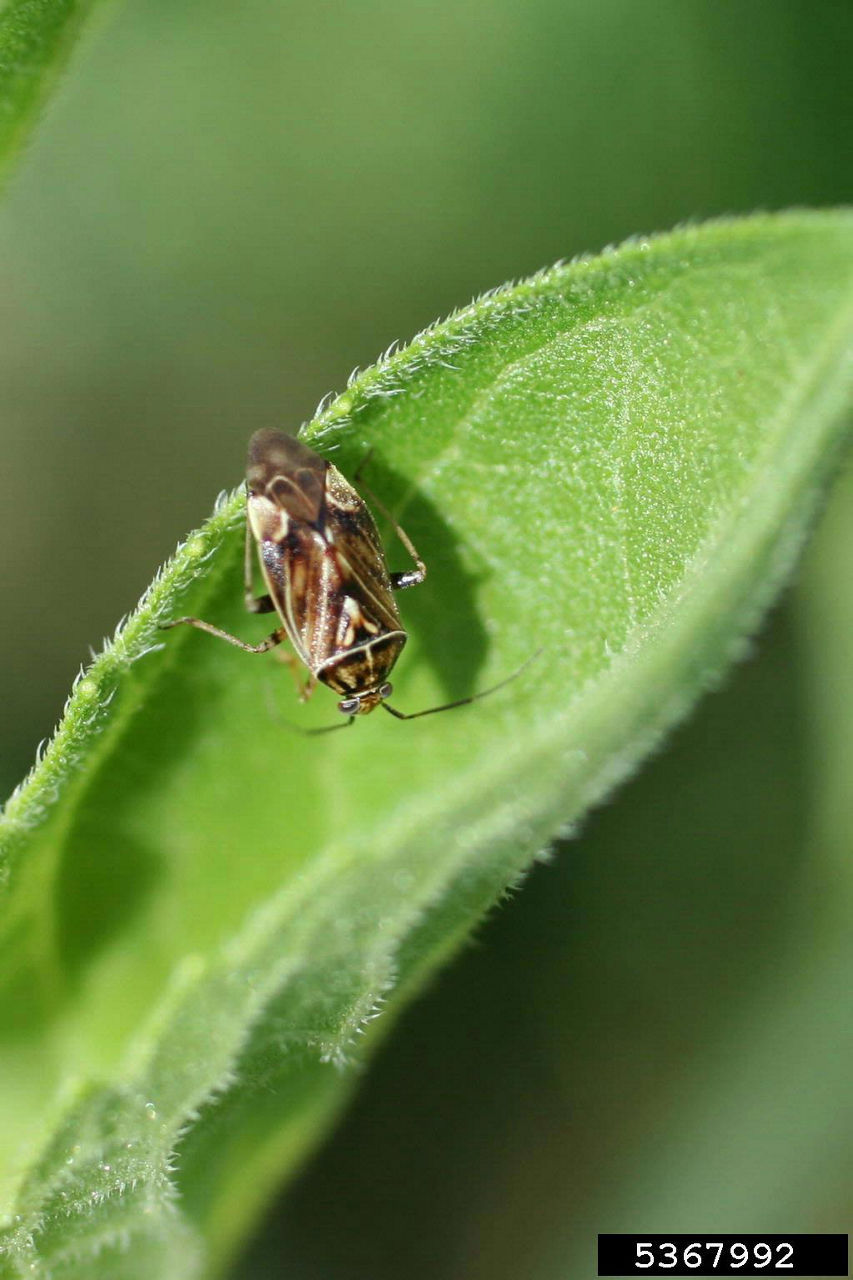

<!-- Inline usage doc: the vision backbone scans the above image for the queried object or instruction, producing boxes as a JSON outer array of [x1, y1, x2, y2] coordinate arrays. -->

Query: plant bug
[[162, 429, 527, 727]]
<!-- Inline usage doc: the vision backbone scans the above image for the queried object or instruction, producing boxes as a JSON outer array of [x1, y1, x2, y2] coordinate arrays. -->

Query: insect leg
[[271, 646, 317, 701], [390, 562, 426, 590], [351, 450, 426, 588], [243, 516, 276, 614], [375, 495, 426, 589], [159, 617, 287, 653], [352, 447, 375, 484], [353, 473, 426, 590]]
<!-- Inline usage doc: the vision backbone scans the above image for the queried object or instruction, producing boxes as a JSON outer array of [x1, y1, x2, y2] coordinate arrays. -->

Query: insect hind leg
[[352, 458, 427, 590]]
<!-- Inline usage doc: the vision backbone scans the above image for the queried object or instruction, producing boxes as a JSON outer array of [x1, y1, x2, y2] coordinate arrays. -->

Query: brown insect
[[162, 429, 525, 727]]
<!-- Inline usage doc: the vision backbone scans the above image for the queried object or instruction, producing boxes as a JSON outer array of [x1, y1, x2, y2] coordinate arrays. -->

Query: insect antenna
[[281, 716, 356, 737], [381, 649, 542, 721], [261, 677, 356, 736], [302, 718, 356, 736]]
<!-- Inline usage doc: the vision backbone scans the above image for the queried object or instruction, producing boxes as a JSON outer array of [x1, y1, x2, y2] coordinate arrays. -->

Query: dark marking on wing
[[247, 429, 327, 524]]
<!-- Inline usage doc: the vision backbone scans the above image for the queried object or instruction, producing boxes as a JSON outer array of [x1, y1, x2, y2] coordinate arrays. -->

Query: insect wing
[[323, 463, 401, 636]]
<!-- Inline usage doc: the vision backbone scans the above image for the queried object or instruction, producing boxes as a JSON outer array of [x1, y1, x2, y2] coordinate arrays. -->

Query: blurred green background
[[1, 0, 851, 1276]]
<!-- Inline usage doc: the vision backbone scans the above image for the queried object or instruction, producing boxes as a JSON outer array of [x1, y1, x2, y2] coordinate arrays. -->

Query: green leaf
[[0, 210, 851, 1278], [0, 0, 107, 189]]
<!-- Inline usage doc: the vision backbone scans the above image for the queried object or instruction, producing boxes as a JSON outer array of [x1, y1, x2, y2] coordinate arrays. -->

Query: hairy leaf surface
[[1, 211, 852, 1277]]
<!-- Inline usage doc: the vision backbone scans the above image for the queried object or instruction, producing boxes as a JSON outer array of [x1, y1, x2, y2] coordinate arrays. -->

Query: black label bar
[[597, 1234, 848, 1277]]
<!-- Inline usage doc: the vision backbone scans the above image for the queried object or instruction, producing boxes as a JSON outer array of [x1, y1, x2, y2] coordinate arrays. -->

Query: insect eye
[[338, 697, 360, 715], [379, 683, 393, 699]]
